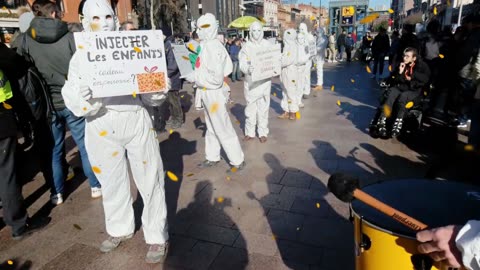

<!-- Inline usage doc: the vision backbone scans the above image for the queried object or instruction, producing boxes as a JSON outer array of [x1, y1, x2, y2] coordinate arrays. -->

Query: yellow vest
[[0, 69, 13, 103]]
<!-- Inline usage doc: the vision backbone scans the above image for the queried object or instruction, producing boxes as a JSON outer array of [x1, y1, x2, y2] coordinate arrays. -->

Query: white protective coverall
[[298, 23, 315, 96], [456, 220, 480, 270], [315, 27, 328, 88], [239, 22, 272, 138], [280, 29, 299, 113], [185, 13, 244, 166], [61, 0, 168, 245], [295, 33, 310, 108]]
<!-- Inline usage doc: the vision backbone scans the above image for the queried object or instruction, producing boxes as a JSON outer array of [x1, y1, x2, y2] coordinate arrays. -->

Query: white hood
[[196, 13, 218, 42]]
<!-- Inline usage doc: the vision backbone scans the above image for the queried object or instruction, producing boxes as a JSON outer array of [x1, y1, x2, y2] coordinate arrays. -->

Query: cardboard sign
[[308, 40, 317, 57], [250, 43, 282, 82], [74, 30, 168, 98], [171, 44, 194, 77]]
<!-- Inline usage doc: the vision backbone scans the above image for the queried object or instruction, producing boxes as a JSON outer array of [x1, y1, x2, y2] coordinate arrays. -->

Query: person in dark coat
[[371, 27, 390, 78]]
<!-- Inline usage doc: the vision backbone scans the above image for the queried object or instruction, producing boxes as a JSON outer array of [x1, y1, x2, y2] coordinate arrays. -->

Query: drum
[[351, 179, 480, 270]]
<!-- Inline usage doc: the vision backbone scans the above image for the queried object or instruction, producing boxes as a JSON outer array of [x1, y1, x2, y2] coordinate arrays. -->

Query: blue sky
[[297, 0, 390, 9]]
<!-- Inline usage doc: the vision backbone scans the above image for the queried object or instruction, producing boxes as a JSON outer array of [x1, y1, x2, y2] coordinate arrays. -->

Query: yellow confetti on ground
[[389, 65, 393, 72], [350, 79, 355, 83], [78, 45, 84, 49], [230, 167, 238, 173], [337, 100, 341, 106], [31, 28, 36, 39], [439, 54, 445, 59], [388, 8, 394, 13], [331, 85, 335, 91], [273, 92, 277, 97], [7, 260, 13, 265], [296, 111, 301, 119], [210, 102, 219, 113], [167, 171, 178, 181], [465, 144, 474, 151], [186, 173, 194, 177], [383, 104, 392, 118], [133, 47, 142, 53], [3, 102, 12, 110], [217, 197, 224, 203], [433, 6, 438, 15], [92, 166, 101, 174], [132, 91, 137, 98], [112, 151, 119, 157], [405, 101, 414, 109], [99, 130, 108, 137], [366, 66, 372, 73], [73, 224, 82, 230], [82, 107, 87, 111], [226, 176, 231, 181]]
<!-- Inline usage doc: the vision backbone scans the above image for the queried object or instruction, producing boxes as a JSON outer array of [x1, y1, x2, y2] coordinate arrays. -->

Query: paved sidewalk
[[0, 62, 432, 270]]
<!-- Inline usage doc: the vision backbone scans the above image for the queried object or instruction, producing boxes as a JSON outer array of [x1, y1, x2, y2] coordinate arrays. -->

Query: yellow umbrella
[[228, 16, 263, 29]]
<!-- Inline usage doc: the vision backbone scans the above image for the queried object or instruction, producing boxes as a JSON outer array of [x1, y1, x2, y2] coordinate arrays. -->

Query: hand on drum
[[416, 225, 463, 268]]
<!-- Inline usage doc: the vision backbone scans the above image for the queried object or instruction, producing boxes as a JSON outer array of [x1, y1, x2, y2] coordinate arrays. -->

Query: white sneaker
[[91, 187, 102, 199], [51, 193, 63, 205]]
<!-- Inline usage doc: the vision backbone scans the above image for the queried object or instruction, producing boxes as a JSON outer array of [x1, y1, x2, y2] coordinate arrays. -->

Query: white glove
[[248, 66, 254, 74], [79, 85, 93, 101], [181, 72, 195, 83]]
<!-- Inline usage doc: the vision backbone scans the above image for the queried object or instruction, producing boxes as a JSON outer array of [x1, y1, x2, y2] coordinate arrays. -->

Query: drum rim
[[350, 205, 416, 240]]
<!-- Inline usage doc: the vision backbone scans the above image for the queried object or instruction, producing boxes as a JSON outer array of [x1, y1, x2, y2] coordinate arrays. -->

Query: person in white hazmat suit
[[313, 27, 329, 91], [278, 29, 299, 120], [295, 32, 310, 109], [298, 23, 315, 99], [61, 0, 169, 263], [239, 22, 272, 143], [183, 13, 245, 171]]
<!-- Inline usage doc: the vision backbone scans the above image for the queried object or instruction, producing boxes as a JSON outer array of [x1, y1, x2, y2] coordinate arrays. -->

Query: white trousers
[[315, 56, 324, 86], [85, 108, 168, 244], [245, 94, 270, 137], [304, 60, 312, 95], [296, 64, 307, 103], [200, 88, 244, 166], [280, 66, 300, 113]]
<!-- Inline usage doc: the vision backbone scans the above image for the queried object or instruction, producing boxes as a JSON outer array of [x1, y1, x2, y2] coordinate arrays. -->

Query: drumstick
[[328, 173, 428, 231]]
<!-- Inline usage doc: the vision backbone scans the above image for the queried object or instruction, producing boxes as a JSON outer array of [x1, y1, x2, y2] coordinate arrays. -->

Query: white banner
[[74, 30, 168, 98], [250, 43, 282, 82], [171, 44, 194, 77], [308, 40, 317, 57]]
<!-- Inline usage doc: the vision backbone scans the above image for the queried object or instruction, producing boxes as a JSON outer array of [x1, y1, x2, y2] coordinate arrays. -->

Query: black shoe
[[12, 217, 51, 240], [198, 160, 220, 168], [227, 161, 246, 173]]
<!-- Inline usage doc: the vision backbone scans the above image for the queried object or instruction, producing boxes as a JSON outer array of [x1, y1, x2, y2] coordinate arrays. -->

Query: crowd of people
[[1, 0, 480, 268]]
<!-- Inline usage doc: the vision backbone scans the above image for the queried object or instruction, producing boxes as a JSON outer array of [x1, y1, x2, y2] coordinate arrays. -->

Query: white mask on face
[[297, 32, 306, 45], [82, 0, 118, 32], [283, 29, 297, 46], [249, 22, 263, 42], [196, 13, 218, 41], [299, 23, 308, 35]]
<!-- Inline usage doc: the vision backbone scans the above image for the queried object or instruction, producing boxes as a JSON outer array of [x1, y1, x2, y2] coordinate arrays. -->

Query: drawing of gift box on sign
[[137, 66, 167, 93]]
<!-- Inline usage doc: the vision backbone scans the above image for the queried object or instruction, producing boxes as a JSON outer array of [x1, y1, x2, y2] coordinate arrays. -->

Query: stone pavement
[[0, 61, 444, 269]]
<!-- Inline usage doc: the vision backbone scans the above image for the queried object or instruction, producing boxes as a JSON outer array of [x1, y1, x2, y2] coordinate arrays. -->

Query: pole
[[457, 0, 463, 26], [150, 0, 155, 29]]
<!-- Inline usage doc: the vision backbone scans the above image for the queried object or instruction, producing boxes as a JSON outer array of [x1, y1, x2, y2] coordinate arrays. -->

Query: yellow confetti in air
[[167, 171, 178, 181], [439, 54, 445, 59], [336, 100, 341, 106], [210, 102, 219, 113], [316, 203, 320, 208], [132, 91, 137, 98], [112, 151, 119, 157], [383, 104, 392, 118], [331, 85, 335, 91], [366, 66, 372, 73], [389, 65, 393, 72], [78, 45, 84, 49], [296, 111, 301, 119], [133, 47, 142, 53], [92, 166, 101, 174], [351, 79, 355, 83], [7, 260, 13, 265], [230, 167, 238, 173], [82, 107, 87, 111], [31, 28, 36, 39], [405, 101, 414, 109], [169, 129, 173, 134], [217, 197, 224, 203], [3, 102, 12, 110], [465, 144, 474, 151], [273, 92, 277, 97], [99, 130, 108, 137], [433, 6, 438, 15], [388, 8, 394, 13]]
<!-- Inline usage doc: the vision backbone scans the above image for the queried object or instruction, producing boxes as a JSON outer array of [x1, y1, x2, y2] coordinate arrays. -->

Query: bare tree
[[152, 0, 188, 34]]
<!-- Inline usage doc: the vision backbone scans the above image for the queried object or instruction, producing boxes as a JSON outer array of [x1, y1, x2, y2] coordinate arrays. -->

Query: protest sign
[[250, 43, 281, 82], [171, 44, 194, 77], [74, 30, 168, 98], [308, 39, 317, 57]]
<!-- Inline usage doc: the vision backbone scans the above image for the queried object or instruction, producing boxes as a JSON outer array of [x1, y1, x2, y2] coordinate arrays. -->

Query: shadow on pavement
[[0, 258, 32, 270]]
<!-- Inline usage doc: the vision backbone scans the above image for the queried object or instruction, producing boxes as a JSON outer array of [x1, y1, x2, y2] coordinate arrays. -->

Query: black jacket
[[372, 33, 390, 55], [16, 17, 76, 110], [397, 32, 420, 57], [337, 33, 346, 47], [0, 43, 29, 139], [164, 37, 182, 91], [392, 59, 431, 92]]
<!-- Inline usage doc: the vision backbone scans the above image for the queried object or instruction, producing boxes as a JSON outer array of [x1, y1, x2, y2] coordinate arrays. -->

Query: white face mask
[[299, 23, 308, 35], [250, 23, 263, 41], [196, 13, 217, 41], [297, 33, 305, 45], [82, 0, 117, 32]]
